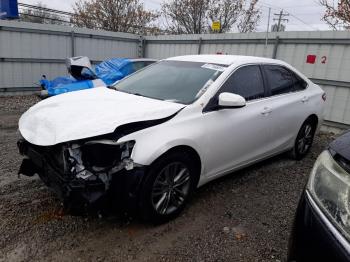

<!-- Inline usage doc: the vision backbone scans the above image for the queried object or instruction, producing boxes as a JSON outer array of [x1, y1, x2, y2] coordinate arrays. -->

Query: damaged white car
[[18, 55, 325, 222]]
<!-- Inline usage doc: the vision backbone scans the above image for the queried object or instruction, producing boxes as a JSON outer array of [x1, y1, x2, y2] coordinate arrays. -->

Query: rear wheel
[[291, 119, 316, 160], [139, 151, 197, 223]]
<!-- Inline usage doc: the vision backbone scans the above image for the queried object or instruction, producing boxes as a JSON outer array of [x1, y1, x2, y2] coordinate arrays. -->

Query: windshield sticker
[[195, 79, 214, 99], [201, 64, 227, 72]]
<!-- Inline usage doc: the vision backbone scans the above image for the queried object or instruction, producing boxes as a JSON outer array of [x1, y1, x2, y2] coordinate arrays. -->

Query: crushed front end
[[17, 138, 145, 207]]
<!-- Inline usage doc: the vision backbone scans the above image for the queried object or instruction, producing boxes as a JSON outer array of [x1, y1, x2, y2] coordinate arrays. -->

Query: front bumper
[[288, 191, 350, 261], [17, 139, 147, 207]]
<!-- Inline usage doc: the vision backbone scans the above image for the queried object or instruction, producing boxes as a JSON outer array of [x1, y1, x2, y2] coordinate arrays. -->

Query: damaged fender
[[116, 107, 206, 176]]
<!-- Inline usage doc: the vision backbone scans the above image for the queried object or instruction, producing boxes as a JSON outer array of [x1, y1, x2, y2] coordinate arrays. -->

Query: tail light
[[322, 93, 326, 101]]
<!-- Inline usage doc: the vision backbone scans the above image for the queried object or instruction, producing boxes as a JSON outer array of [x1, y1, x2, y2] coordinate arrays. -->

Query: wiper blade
[[109, 89, 164, 101], [107, 85, 118, 90], [131, 92, 165, 101]]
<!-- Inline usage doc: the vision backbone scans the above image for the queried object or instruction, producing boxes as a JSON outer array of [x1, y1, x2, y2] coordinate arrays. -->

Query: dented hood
[[19, 87, 184, 146]]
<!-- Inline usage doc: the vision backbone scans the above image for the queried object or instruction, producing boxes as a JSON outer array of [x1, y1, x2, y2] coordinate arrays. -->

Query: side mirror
[[218, 92, 246, 108]]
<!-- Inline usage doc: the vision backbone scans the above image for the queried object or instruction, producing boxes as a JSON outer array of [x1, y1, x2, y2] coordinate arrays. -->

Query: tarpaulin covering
[[95, 58, 133, 85], [40, 58, 132, 96], [40, 76, 76, 89]]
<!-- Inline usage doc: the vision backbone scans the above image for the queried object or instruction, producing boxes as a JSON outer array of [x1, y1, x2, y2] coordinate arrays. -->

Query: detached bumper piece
[[288, 191, 350, 262], [17, 139, 146, 208]]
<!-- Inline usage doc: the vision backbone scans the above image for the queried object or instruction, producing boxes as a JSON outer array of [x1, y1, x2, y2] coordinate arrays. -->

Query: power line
[[18, 12, 71, 24], [258, 2, 321, 31], [18, 3, 74, 17], [258, 1, 281, 11], [18, 3, 167, 34], [288, 12, 320, 31]]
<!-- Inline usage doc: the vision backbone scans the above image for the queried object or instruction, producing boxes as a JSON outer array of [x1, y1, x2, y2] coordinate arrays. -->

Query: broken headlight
[[307, 150, 350, 242], [68, 140, 135, 175]]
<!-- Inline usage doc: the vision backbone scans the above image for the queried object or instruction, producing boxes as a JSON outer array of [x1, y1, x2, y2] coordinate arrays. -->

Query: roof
[[130, 58, 158, 62], [166, 55, 282, 66]]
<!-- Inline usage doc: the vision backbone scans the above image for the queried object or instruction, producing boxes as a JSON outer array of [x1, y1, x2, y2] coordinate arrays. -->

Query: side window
[[264, 65, 307, 96], [220, 65, 265, 101], [144, 61, 155, 67], [132, 61, 146, 73], [293, 73, 308, 91]]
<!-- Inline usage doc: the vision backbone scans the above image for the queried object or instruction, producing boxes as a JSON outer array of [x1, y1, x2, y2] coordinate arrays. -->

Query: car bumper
[[288, 190, 350, 261], [17, 139, 147, 208]]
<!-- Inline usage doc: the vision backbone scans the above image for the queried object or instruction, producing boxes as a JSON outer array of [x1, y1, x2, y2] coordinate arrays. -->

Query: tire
[[138, 151, 198, 223], [291, 118, 316, 160]]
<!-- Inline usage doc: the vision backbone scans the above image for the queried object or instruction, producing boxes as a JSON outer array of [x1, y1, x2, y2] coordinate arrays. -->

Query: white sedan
[[18, 55, 325, 222]]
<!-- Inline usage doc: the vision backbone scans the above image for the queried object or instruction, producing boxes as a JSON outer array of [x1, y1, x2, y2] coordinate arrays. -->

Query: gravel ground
[[0, 95, 336, 262]]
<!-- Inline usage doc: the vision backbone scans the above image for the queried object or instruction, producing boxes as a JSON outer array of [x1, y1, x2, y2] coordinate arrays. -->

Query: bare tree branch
[[208, 0, 243, 33], [161, 0, 210, 34], [320, 0, 350, 30], [161, 0, 261, 34], [237, 0, 260, 33], [72, 0, 159, 34]]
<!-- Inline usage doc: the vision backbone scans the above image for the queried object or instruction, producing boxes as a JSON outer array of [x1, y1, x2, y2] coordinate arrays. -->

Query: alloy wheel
[[151, 162, 191, 215], [297, 124, 313, 155]]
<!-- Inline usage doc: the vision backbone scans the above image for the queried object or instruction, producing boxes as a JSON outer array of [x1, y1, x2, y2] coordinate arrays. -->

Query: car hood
[[19, 87, 184, 146], [329, 130, 350, 161]]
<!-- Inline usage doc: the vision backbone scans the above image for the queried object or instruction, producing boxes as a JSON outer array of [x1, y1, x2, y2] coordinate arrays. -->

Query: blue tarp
[[95, 58, 133, 85], [40, 58, 132, 96], [40, 78, 94, 96], [0, 0, 19, 19]]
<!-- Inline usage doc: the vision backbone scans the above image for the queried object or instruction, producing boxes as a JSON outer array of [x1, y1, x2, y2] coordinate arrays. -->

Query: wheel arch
[[295, 114, 319, 140], [150, 145, 202, 188], [306, 114, 319, 127]]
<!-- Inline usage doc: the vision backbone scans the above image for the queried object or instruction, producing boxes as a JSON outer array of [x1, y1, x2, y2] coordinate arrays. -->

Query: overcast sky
[[21, 0, 331, 31]]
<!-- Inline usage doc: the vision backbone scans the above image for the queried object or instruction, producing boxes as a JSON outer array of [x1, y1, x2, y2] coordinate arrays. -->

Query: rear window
[[263, 65, 307, 96]]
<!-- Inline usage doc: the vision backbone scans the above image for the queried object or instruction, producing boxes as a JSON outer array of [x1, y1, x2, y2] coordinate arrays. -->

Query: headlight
[[307, 150, 350, 241], [75, 140, 135, 172]]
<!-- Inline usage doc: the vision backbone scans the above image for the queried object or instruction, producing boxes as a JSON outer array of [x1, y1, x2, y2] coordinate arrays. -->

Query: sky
[[20, 0, 331, 32]]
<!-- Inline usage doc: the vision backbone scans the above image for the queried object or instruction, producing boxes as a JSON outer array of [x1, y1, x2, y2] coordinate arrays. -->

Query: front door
[[202, 65, 274, 178]]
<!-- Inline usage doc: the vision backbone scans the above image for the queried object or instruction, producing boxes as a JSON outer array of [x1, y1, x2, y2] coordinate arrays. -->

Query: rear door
[[261, 64, 309, 153]]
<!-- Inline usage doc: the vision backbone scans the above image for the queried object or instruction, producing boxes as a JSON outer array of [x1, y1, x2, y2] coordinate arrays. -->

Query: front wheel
[[291, 119, 316, 160], [139, 151, 197, 223]]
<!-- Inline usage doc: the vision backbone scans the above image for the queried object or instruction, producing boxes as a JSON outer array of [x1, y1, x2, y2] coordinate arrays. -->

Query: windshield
[[113, 60, 226, 104]]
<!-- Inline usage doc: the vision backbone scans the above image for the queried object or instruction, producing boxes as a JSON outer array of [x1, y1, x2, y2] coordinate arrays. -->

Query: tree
[[236, 0, 260, 33], [320, 0, 350, 30], [161, 0, 261, 34], [161, 0, 210, 34], [208, 0, 260, 33], [20, 2, 69, 25], [72, 0, 159, 34]]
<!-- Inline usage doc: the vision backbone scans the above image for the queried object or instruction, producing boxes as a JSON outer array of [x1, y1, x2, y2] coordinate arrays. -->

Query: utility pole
[[265, 7, 271, 48], [273, 10, 289, 32]]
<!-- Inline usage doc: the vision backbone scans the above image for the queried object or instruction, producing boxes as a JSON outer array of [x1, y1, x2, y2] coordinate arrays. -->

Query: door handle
[[301, 96, 309, 103], [261, 107, 272, 115]]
